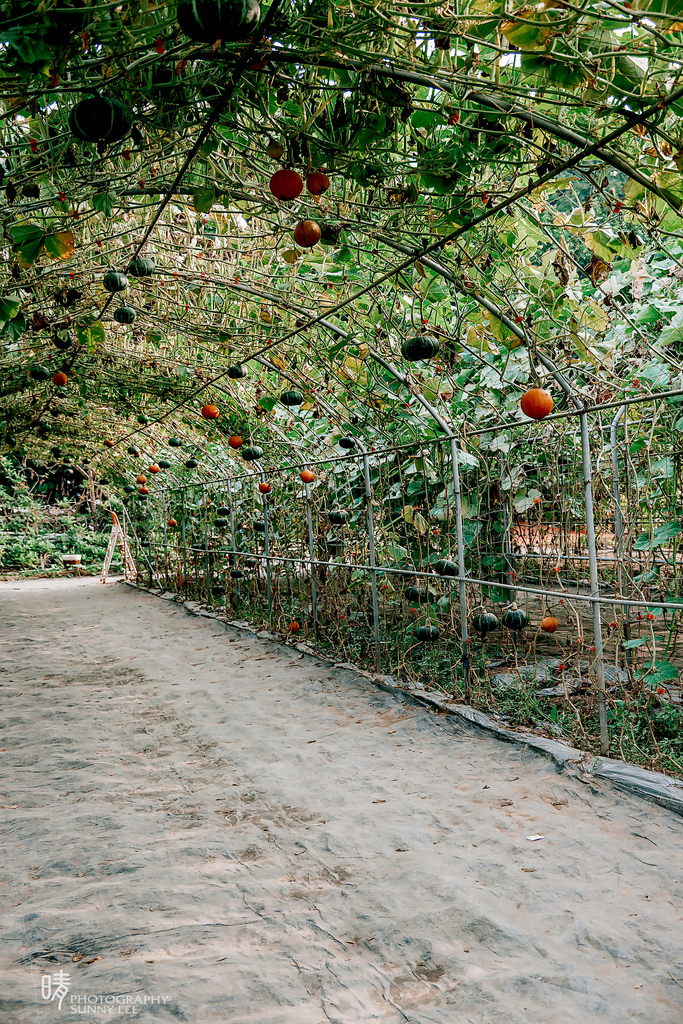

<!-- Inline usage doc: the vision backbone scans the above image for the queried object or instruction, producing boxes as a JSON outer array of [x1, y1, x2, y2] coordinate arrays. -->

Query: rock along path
[[1, 577, 682, 1024]]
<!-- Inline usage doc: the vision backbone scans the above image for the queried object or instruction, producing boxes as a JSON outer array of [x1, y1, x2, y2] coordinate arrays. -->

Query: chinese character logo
[[41, 971, 71, 1010]]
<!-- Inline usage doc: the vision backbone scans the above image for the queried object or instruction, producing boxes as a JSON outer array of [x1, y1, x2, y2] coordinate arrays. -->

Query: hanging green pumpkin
[[401, 335, 440, 362], [216, 506, 230, 516], [244, 557, 257, 567], [415, 624, 439, 642], [177, 0, 261, 42], [103, 270, 128, 293], [328, 509, 350, 525], [168, 436, 183, 447], [127, 446, 140, 456], [405, 586, 429, 604], [53, 330, 72, 350], [123, 484, 136, 494], [280, 390, 304, 407], [137, 493, 148, 501], [214, 517, 228, 528], [501, 602, 528, 631], [253, 521, 266, 532], [228, 364, 248, 379], [242, 445, 264, 461], [29, 365, 50, 381], [127, 256, 155, 277], [185, 458, 199, 469], [68, 96, 134, 143], [137, 414, 150, 424], [339, 436, 356, 450], [114, 305, 136, 324], [434, 557, 458, 577], [472, 611, 499, 636], [158, 459, 172, 469], [230, 568, 245, 579]]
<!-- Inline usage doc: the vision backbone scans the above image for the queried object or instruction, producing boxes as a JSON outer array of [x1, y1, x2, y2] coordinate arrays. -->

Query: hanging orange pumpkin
[[520, 388, 553, 420], [306, 171, 330, 196], [167, 518, 178, 527], [201, 403, 219, 420], [540, 615, 559, 633], [136, 474, 147, 484], [288, 621, 300, 633], [259, 482, 271, 494], [138, 486, 149, 495], [53, 371, 68, 386], [300, 469, 315, 483], [269, 168, 303, 200], [293, 220, 321, 248], [229, 435, 243, 449], [104, 439, 115, 448], [148, 464, 160, 474]]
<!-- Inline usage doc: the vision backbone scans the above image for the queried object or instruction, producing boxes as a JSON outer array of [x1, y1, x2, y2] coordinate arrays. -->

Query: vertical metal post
[[227, 478, 239, 610], [361, 449, 382, 672], [580, 411, 609, 755], [161, 490, 169, 589], [180, 488, 188, 596], [304, 478, 318, 636], [611, 405, 631, 667], [261, 473, 273, 623], [448, 438, 471, 694], [203, 487, 211, 606]]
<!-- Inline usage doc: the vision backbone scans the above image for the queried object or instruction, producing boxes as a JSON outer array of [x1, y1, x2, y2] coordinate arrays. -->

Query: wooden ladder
[[101, 511, 136, 583]]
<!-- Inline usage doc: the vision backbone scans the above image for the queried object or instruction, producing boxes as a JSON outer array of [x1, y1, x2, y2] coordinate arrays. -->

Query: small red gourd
[[167, 518, 178, 527], [293, 220, 321, 248], [53, 371, 68, 386], [136, 474, 147, 485], [148, 464, 160, 474], [269, 168, 303, 201], [202, 403, 219, 420], [306, 171, 330, 196], [520, 387, 553, 420], [138, 486, 149, 495], [288, 621, 300, 633], [229, 435, 243, 449], [259, 482, 271, 494], [104, 439, 115, 448], [300, 469, 315, 483], [540, 615, 559, 633]]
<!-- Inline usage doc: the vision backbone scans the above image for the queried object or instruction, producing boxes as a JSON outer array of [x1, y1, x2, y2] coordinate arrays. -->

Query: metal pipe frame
[[358, 441, 382, 672]]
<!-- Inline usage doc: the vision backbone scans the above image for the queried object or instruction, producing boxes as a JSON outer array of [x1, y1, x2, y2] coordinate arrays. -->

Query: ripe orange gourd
[[288, 621, 300, 633], [293, 220, 321, 248], [300, 469, 315, 483], [138, 486, 149, 495], [136, 474, 147, 484], [540, 615, 559, 633], [520, 387, 553, 420], [229, 435, 243, 449], [167, 518, 178, 527], [104, 439, 115, 448], [148, 464, 160, 474], [306, 171, 330, 196], [53, 371, 68, 386], [259, 482, 271, 494], [202, 403, 219, 420], [269, 168, 303, 201]]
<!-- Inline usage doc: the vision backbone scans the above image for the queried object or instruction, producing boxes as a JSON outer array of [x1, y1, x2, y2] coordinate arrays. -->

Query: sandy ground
[[1, 577, 682, 1024]]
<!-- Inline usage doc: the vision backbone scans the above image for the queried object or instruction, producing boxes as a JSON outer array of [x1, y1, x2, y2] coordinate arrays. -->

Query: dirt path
[[1, 577, 682, 1024]]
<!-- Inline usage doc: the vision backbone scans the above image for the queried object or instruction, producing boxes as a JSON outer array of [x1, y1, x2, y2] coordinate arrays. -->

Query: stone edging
[[122, 582, 683, 819]]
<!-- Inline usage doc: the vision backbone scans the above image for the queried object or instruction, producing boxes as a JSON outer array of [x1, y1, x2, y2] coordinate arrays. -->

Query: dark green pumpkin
[[127, 446, 140, 456], [415, 624, 439, 642], [185, 458, 199, 469], [253, 521, 266, 532], [30, 365, 50, 382], [103, 270, 128, 293], [472, 611, 499, 636], [339, 436, 357, 450], [177, 0, 261, 43], [242, 445, 264, 461], [228, 364, 248, 379], [53, 329, 72, 350], [127, 256, 155, 277], [137, 493, 148, 501], [216, 506, 230, 516], [328, 509, 350, 525], [68, 96, 133, 143], [230, 569, 245, 579], [168, 436, 183, 447], [124, 484, 136, 493], [501, 603, 528, 631], [401, 334, 440, 362], [280, 390, 303, 407], [114, 305, 136, 324], [51, 446, 62, 457], [158, 459, 172, 469], [405, 586, 429, 604], [434, 557, 458, 577], [137, 414, 150, 425], [214, 517, 228, 528]]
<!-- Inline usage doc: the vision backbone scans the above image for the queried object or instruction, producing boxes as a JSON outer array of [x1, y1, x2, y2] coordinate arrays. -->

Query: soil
[[1, 577, 682, 1023]]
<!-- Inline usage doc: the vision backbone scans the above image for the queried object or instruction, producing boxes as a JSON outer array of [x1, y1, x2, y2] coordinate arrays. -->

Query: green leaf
[[76, 321, 105, 354], [91, 191, 116, 217], [0, 293, 22, 324], [193, 186, 216, 213]]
